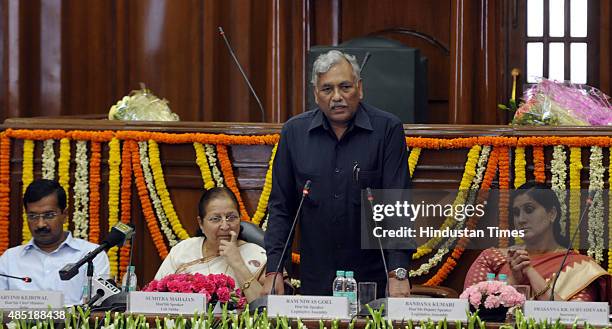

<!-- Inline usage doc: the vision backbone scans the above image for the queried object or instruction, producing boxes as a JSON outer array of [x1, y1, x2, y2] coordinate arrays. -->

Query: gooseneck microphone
[[366, 188, 390, 298], [60, 223, 135, 281], [217, 26, 266, 122], [549, 190, 596, 301], [271, 180, 312, 295], [0, 273, 31, 283]]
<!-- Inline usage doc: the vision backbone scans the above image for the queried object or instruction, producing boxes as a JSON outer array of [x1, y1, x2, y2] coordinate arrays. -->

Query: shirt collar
[[308, 103, 373, 132], [22, 232, 81, 255]]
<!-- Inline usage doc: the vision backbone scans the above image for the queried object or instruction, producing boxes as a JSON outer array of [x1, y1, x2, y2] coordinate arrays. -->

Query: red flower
[[216, 287, 231, 303]]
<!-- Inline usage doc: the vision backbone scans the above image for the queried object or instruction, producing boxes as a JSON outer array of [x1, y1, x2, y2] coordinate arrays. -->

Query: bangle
[[242, 276, 256, 290], [533, 276, 554, 299]]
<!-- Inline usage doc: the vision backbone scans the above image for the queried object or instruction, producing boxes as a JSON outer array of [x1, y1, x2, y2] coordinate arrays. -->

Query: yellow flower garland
[[194, 142, 215, 190], [514, 147, 526, 188], [58, 138, 71, 231], [107, 138, 121, 277], [148, 140, 190, 240], [569, 147, 582, 248], [21, 140, 34, 243], [252, 144, 277, 225], [408, 147, 421, 178], [412, 145, 481, 260]]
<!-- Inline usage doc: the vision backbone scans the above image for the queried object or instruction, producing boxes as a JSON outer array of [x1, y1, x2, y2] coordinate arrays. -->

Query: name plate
[[0, 291, 63, 309], [267, 295, 349, 319], [386, 298, 469, 321], [524, 301, 609, 325], [127, 292, 206, 315]]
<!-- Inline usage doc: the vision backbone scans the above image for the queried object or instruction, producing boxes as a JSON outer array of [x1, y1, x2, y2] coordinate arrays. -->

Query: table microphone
[[0, 273, 31, 282], [549, 190, 596, 301], [365, 188, 390, 298], [271, 180, 312, 295]]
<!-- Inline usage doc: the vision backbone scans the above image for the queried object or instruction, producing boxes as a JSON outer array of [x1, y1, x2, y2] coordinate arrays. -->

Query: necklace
[[203, 241, 230, 275]]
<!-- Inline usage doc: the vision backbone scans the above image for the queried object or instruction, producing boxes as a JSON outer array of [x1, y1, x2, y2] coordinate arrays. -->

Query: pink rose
[[217, 286, 231, 303]]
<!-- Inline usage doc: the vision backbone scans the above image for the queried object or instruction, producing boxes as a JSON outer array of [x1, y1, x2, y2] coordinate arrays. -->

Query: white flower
[[73, 141, 90, 239], [42, 139, 56, 179], [551, 145, 567, 236], [205, 144, 224, 187], [587, 146, 604, 263]]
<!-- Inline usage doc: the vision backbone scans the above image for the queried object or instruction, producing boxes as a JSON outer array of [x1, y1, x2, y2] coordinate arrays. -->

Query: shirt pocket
[[350, 168, 382, 206]]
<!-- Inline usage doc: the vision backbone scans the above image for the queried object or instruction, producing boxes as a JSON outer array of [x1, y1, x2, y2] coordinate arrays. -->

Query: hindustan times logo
[[372, 200, 487, 222]]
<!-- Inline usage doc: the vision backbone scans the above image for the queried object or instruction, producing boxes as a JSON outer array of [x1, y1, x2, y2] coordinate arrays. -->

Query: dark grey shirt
[[265, 103, 413, 296]]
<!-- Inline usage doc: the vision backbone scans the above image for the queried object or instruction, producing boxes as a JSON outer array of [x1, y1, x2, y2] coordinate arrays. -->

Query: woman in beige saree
[[464, 182, 610, 302]]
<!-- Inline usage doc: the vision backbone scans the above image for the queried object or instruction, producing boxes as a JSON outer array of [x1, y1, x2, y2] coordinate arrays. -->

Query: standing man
[[264, 50, 412, 297], [0, 179, 110, 305]]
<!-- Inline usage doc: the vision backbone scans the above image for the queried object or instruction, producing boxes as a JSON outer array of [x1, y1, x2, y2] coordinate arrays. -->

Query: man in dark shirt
[[263, 50, 412, 297]]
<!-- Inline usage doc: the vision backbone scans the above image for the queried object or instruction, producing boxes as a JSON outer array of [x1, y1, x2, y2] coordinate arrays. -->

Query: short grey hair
[[310, 50, 361, 87]]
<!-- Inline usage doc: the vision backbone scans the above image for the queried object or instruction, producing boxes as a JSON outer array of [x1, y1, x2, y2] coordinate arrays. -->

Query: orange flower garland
[[119, 140, 133, 280], [216, 145, 250, 221], [130, 140, 169, 258], [88, 142, 101, 243], [498, 146, 510, 248], [0, 134, 10, 253], [424, 147, 500, 286], [533, 146, 546, 183]]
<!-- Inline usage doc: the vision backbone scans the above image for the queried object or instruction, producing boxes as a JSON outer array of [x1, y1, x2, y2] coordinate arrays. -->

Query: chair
[[239, 221, 265, 247]]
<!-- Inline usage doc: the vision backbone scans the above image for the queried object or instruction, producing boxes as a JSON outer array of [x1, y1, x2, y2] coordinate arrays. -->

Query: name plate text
[[127, 292, 206, 315], [267, 295, 349, 319], [386, 298, 469, 321], [524, 301, 609, 325], [0, 291, 63, 309]]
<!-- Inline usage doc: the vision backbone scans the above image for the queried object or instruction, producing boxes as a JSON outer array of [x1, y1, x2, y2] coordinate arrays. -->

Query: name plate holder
[[524, 301, 609, 325], [267, 295, 349, 319], [385, 298, 469, 321], [0, 291, 64, 309], [127, 292, 206, 315]]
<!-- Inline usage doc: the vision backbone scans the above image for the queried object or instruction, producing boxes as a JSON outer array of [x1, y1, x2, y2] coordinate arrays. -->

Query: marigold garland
[[532, 146, 546, 183], [514, 147, 526, 188], [107, 138, 121, 277], [0, 134, 10, 253], [58, 138, 71, 231], [21, 140, 34, 243], [119, 139, 133, 279], [408, 147, 421, 178], [252, 144, 277, 225], [130, 141, 169, 258], [194, 142, 215, 190], [216, 145, 250, 222], [139, 141, 179, 247], [88, 142, 101, 244], [148, 140, 190, 240], [498, 146, 510, 248], [205, 144, 224, 187], [569, 147, 582, 248]]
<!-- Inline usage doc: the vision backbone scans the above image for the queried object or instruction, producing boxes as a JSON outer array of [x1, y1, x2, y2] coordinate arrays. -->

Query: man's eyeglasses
[[206, 213, 240, 224], [26, 211, 59, 221]]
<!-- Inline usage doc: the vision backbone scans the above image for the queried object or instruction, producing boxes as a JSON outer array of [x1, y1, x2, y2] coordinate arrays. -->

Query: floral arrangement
[[460, 281, 525, 310], [510, 79, 612, 126], [143, 273, 246, 309]]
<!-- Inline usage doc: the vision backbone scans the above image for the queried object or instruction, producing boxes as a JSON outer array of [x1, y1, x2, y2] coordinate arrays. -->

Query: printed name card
[[0, 291, 64, 309], [127, 292, 206, 315], [524, 301, 609, 325], [386, 298, 469, 321], [267, 295, 349, 319]]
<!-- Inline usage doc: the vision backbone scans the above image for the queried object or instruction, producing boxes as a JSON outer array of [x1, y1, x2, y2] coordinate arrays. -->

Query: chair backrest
[[239, 221, 265, 248]]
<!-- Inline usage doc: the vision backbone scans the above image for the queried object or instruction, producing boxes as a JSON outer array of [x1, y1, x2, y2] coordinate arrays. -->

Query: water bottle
[[121, 266, 138, 292], [345, 271, 358, 317], [332, 270, 346, 297], [486, 273, 496, 282], [498, 274, 508, 284]]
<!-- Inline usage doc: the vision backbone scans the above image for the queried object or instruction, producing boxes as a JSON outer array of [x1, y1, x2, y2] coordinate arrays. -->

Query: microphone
[[218, 26, 266, 122], [60, 223, 135, 280], [360, 52, 372, 72], [549, 190, 596, 301], [271, 180, 312, 295], [366, 188, 390, 299], [0, 273, 32, 283], [87, 277, 121, 307]]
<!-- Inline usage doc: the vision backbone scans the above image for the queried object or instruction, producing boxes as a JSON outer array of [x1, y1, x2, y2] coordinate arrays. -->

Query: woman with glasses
[[154, 187, 267, 302]]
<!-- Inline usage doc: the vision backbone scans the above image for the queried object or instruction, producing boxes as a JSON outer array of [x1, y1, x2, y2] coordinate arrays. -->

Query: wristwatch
[[388, 268, 408, 280]]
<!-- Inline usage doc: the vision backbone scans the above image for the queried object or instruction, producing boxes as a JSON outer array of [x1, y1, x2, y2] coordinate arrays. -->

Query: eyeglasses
[[26, 211, 59, 221], [206, 213, 240, 224]]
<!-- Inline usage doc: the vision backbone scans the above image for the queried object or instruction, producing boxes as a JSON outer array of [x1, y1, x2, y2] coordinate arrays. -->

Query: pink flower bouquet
[[460, 281, 525, 309], [143, 273, 246, 309]]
